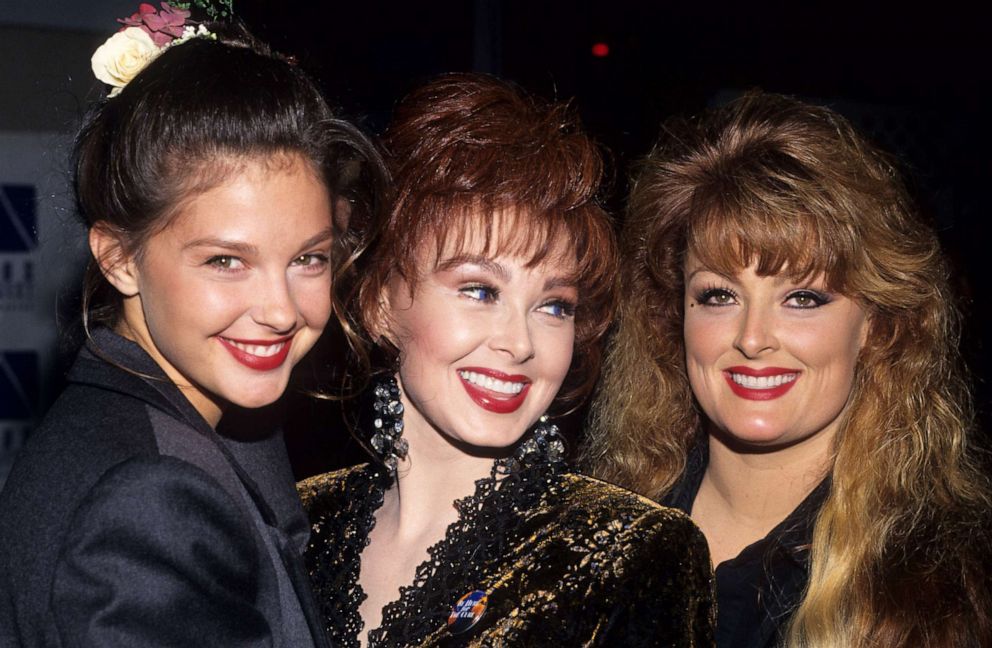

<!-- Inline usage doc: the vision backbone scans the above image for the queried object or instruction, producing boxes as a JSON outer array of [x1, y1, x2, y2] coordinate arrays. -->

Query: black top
[[663, 442, 829, 648], [300, 459, 715, 647], [0, 328, 329, 648]]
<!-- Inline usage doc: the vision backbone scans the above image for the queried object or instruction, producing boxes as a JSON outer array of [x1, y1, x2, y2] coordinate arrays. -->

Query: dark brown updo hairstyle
[[74, 22, 386, 337], [357, 73, 618, 406]]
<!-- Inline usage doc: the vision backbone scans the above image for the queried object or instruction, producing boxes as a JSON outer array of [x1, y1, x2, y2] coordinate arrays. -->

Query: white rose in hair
[[91, 27, 160, 97]]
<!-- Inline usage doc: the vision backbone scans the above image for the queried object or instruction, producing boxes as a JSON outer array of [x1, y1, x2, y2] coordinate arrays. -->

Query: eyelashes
[[203, 252, 330, 275], [460, 284, 498, 303], [691, 284, 832, 309], [459, 284, 577, 319], [538, 299, 577, 319], [693, 286, 738, 306], [205, 255, 245, 273], [784, 290, 832, 309]]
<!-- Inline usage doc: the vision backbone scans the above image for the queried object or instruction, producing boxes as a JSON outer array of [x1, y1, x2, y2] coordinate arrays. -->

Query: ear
[[89, 222, 140, 297], [332, 194, 352, 234], [367, 277, 410, 348], [365, 283, 394, 346], [855, 305, 874, 357]]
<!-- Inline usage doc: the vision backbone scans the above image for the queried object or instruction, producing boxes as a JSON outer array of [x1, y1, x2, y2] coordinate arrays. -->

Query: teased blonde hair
[[582, 92, 992, 646]]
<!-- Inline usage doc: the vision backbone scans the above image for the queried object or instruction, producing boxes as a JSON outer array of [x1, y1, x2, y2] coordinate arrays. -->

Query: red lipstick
[[458, 367, 531, 414], [723, 366, 800, 401], [218, 335, 294, 371]]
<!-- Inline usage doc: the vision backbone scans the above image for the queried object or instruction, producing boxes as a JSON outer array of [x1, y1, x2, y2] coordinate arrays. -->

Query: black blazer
[[0, 329, 331, 648]]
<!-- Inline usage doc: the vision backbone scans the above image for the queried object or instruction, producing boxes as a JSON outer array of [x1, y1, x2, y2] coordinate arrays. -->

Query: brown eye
[[206, 255, 243, 271], [785, 290, 830, 309], [697, 288, 738, 306]]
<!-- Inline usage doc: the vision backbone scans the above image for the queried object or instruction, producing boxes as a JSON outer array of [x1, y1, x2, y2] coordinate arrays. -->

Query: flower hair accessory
[[91, 2, 219, 97]]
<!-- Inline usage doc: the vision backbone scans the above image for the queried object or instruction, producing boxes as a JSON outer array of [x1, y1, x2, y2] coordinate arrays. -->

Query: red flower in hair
[[118, 2, 191, 47]]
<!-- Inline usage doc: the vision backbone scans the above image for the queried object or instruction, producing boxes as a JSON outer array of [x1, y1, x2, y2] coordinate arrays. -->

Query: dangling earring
[[370, 375, 409, 473], [497, 415, 566, 474]]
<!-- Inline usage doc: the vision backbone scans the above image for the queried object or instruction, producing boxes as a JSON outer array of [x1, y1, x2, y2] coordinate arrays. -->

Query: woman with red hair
[[300, 74, 714, 647]]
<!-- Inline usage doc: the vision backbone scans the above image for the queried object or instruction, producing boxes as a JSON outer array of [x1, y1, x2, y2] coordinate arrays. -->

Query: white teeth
[[729, 372, 798, 389], [458, 370, 525, 395], [227, 340, 286, 357]]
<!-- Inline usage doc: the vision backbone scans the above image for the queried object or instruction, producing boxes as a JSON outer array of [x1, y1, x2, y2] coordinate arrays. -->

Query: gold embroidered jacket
[[299, 463, 714, 647]]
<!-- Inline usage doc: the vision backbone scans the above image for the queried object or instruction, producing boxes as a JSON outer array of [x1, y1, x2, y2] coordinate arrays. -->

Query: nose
[[251, 271, 298, 333], [734, 303, 778, 358], [489, 307, 536, 363]]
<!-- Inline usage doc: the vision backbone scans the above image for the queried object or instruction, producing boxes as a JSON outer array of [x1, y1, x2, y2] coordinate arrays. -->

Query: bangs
[[399, 198, 610, 289], [435, 206, 572, 273], [685, 196, 855, 292]]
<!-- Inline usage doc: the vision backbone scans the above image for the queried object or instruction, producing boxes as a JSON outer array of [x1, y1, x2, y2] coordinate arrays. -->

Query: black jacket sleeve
[[51, 456, 275, 647]]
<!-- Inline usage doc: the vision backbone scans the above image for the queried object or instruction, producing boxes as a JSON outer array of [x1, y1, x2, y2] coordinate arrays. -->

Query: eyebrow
[[437, 254, 576, 291], [183, 238, 259, 256], [182, 227, 334, 256], [436, 255, 511, 282], [296, 227, 335, 252], [544, 276, 577, 291], [685, 267, 733, 283]]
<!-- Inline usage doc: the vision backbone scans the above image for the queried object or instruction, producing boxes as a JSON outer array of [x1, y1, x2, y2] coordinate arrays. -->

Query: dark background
[[216, 0, 990, 478]]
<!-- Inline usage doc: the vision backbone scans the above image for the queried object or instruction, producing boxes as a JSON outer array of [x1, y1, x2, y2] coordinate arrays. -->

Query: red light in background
[[591, 42, 610, 58]]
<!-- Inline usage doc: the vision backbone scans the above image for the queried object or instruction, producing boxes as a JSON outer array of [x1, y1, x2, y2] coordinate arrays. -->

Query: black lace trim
[[307, 440, 566, 647]]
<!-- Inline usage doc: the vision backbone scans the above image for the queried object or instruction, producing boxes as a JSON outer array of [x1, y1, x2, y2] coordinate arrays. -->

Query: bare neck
[[691, 429, 833, 564], [356, 425, 495, 645], [380, 439, 494, 538]]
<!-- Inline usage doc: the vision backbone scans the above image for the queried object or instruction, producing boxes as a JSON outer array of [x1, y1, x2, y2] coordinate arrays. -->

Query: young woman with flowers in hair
[[0, 5, 383, 646], [582, 92, 992, 647], [299, 73, 714, 647]]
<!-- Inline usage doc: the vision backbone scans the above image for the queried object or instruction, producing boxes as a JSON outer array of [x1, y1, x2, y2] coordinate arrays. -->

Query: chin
[[227, 386, 287, 410], [449, 426, 529, 454]]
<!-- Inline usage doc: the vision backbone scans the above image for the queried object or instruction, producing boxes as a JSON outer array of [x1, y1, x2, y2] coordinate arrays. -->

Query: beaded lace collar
[[306, 431, 567, 647]]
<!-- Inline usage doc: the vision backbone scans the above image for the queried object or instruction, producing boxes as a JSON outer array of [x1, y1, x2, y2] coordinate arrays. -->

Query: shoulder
[[67, 455, 254, 541], [554, 472, 713, 593], [497, 472, 715, 644], [559, 472, 706, 543], [0, 385, 159, 557], [55, 455, 263, 598], [15, 380, 156, 463], [49, 457, 275, 644], [297, 463, 376, 514]]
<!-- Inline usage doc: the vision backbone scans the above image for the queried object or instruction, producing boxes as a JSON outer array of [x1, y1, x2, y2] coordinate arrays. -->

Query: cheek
[[401, 306, 482, 362], [295, 278, 333, 328], [683, 312, 725, 365], [787, 318, 862, 371], [142, 272, 249, 337], [553, 332, 576, 380]]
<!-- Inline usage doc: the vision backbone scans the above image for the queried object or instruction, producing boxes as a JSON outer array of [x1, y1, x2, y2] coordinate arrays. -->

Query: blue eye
[[538, 300, 576, 319], [785, 290, 831, 309], [461, 285, 498, 302]]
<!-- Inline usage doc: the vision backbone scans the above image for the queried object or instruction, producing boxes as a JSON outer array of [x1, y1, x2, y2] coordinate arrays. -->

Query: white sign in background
[[0, 132, 88, 488]]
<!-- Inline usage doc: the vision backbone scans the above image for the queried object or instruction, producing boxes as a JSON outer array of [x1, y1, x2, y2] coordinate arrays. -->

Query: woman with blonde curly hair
[[583, 91, 992, 647]]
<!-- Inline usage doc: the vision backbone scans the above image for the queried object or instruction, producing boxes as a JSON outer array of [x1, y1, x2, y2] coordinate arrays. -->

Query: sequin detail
[[299, 462, 716, 646]]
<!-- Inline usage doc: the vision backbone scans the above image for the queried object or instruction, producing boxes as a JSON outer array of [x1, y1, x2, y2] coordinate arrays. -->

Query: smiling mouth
[[218, 335, 294, 371], [458, 368, 530, 413], [458, 370, 527, 395], [723, 367, 800, 401], [727, 372, 798, 389]]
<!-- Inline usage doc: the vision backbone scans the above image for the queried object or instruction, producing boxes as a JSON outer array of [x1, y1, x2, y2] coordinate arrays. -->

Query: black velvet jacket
[[300, 461, 715, 647], [663, 442, 828, 648]]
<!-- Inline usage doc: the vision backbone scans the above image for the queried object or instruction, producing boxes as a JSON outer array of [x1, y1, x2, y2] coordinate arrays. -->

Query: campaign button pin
[[447, 589, 488, 634]]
